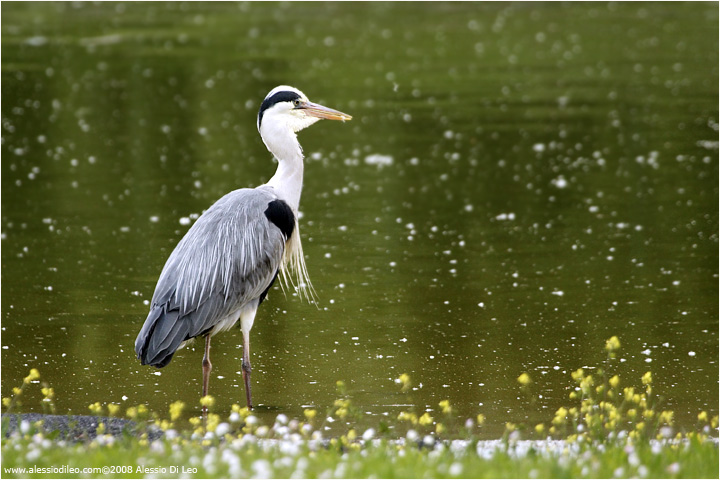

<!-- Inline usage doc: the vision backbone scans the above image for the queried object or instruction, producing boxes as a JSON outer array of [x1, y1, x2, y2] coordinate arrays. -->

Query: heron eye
[[293, 99, 302, 108]]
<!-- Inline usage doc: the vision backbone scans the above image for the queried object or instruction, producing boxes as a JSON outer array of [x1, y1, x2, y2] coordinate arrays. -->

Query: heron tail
[[135, 305, 189, 368]]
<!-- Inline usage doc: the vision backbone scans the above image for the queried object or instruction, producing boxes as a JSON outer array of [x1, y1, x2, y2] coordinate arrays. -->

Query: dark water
[[2, 2, 717, 437]]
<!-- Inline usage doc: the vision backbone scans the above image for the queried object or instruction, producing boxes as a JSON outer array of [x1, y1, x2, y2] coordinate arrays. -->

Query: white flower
[[215, 422, 231, 437], [449, 463, 463, 476], [251, 459, 272, 479], [25, 448, 41, 462]]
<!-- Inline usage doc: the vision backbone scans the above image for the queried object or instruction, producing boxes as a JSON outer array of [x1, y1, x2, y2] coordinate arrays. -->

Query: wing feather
[[135, 187, 287, 366]]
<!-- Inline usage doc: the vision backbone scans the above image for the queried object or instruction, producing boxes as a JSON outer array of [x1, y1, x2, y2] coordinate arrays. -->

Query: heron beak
[[298, 101, 352, 122]]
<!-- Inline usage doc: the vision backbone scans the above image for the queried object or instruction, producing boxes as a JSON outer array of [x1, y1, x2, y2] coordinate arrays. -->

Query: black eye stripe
[[257, 91, 302, 128]]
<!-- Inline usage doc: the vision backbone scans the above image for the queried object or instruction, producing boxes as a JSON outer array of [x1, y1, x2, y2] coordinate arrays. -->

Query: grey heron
[[135, 86, 351, 413]]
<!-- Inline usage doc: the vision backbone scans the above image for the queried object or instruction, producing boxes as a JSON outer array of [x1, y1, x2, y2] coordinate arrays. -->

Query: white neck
[[262, 123, 304, 212], [259, 115, 316, 303]]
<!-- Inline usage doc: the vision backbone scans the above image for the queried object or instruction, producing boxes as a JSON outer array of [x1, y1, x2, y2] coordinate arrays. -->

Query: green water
[[2, 2, 717, 437]]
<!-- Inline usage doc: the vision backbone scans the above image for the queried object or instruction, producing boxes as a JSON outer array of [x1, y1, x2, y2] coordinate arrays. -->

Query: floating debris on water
[[364, 154, 393, 168], [551, 176, 568, 188]]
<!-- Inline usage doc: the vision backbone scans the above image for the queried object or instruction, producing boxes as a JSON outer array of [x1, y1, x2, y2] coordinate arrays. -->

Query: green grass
[[2, 337, 718, 478], [1, 425, 717, 478]]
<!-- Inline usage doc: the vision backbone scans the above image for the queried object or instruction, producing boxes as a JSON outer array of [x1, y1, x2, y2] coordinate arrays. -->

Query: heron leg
[[241, 331, 253, 409], [202, 335, 212, 421], [240, 305, 257, 410]]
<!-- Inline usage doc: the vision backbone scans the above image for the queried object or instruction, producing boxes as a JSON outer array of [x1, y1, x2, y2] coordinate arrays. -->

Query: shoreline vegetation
[[2, 338, 718, 478]]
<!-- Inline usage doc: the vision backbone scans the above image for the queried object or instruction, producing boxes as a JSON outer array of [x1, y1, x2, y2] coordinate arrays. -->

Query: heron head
[[257, 86, 352, 134]]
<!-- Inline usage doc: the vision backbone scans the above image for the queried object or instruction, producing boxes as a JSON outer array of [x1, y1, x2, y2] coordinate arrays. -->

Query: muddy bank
[[1, 413, 162, 441]]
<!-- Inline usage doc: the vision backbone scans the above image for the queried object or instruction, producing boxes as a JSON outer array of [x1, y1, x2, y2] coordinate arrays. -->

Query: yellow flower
[[435, 423, 446, 435], [189, 417, 201, 427], [396, 374, 411, 392], [659, 411, 674, 425], [553, 407, 568, 426], [397, 411, 418, 424], [88, 402, 103, 415], [304, 409, 317, 421], [605, 336, 621, 353], [698, 411, 708, 423], [334, 398, 351, 409], [585, 413, 598, 428], [418, 412, 433, 426], [23, 369, 40, 384], [169, 401, 186, 422], [608, 407, 619, 421], [107, 404, 120, 417], [579, 375, 594, 394], [438, 400, 452, 415], [336, 380, 346, 394], [517, 373, 531, 386], [232, 404, 250, 418], [12, 387, 21, 396], [41, 387, 54, 399], [206, 413, 220, 432], [535, 423, 545, 435], [641, 371, 652, 385], [571, 368, 584, 382], [609, 375, 620, 388], [199, 395, 215, 408], [2, 398, 12, 408], [476, 414, 485, 425]]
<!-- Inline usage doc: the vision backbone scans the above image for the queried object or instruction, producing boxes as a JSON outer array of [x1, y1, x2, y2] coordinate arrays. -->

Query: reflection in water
[[1, 2, 717, 437]]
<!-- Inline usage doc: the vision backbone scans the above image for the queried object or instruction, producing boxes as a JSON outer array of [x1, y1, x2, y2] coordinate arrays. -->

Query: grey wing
[[135, 187, 289, 367]]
